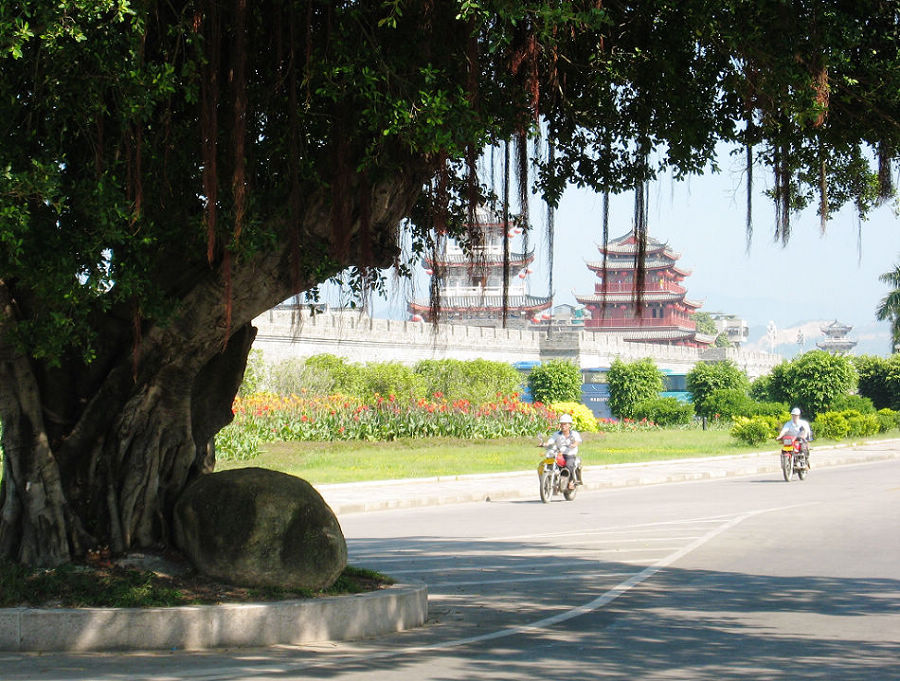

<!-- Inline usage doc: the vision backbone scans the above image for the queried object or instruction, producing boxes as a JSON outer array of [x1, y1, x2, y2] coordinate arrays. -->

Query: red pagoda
[[408, 206, 552, 327], [574, 230, 714, 346]]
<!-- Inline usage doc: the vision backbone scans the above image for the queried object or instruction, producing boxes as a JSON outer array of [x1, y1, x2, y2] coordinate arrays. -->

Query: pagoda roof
[[586, 326, 713, 345], [821, 319, 853, 333], [425, 250, 534, 268], [575, 291, 702, 308], [586, 259, 691, 276], [596, 230, 680, 259], [408, 294, 552, 314]]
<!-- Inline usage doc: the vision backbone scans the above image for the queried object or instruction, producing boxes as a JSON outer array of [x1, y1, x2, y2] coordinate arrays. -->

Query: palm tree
[[876, 264, 900, 352]]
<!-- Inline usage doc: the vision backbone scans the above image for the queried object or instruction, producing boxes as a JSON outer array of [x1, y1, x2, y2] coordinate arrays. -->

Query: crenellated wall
[[252, 308, 781, 378]]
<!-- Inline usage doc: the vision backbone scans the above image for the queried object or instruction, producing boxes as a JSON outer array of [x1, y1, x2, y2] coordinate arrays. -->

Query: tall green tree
[[528, 360, 582, 404], [686, 360, 749, 418], [876, 264, 900, 353], [768, 351, 857, 418], [1, 1, 898, 566], [607, 358, 664, 419]]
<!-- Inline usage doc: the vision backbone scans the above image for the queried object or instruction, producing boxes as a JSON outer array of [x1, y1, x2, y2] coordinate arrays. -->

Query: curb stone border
[[0, 582, 427, 653]]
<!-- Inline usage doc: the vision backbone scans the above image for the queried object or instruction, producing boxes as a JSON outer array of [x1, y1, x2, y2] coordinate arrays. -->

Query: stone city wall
[[252, 308, 781, 378]]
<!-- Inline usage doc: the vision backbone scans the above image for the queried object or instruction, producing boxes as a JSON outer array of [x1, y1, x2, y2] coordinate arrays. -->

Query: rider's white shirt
[[550, 429, 582, 455], [779, 418, 811, 439]]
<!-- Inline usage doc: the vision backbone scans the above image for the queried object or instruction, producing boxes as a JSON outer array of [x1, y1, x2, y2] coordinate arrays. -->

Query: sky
[[540, 158, 900, 357], [330, 151, 900, 358]]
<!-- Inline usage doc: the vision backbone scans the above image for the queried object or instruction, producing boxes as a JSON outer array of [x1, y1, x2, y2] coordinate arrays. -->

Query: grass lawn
[[216, 428, 823, 484]]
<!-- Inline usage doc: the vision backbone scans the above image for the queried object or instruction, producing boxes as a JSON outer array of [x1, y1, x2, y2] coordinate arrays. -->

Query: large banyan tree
[[1, 1, 898, 566]]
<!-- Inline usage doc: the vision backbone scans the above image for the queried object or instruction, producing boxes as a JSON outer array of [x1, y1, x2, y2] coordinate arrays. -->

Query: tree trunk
[[0, 308, 256, 566], [0, 174, 422, 566]]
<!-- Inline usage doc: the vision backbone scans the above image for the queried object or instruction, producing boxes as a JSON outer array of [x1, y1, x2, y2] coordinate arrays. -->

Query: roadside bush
[[415, 359, 521, 405], [266, 357, 335, 396], [607, 358, 664, 419], [549, 401, 599, 432], [702, 388, 755, 419], [840, 410, 879, 437], [768, 351, 856, 418], [686, 361, 749, 418], [829, 394, 875, 414], [730, 416, 773, 446], [749, 374, 773, 402], [357, 362, 426, 402], [876, 408, 900, 433], [631, 397, 694, 426], [813, 411, 850, 440], [528, 360, 582, 404], [304, 354, 364, 395], [853, 355, 893, 409]]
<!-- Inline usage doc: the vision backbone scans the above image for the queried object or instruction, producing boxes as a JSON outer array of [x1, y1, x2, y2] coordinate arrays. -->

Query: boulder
[[173, 467, 347, 590]]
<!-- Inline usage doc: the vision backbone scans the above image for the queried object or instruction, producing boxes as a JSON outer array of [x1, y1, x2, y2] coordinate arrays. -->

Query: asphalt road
[[5, 457, 899, 681]]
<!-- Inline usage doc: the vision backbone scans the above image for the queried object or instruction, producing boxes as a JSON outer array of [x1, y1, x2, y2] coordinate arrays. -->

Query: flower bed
[[217, 392, 559, 461]]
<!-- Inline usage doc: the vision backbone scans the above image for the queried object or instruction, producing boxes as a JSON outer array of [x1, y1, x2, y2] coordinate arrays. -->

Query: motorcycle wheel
[[563, 485, 578, 501], [539, 472, 553, 503], [781, 453, 793, 482], [798, 466, 808, 480]]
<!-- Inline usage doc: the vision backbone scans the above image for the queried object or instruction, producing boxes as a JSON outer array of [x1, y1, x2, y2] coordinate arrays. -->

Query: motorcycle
[[536, 437, 583, 502], [777, 435, 809, 482]]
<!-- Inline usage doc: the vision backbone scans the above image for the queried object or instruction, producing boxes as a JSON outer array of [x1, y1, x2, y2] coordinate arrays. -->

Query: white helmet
[[790, 407, 801, 415], [559, 414, 574, 424]]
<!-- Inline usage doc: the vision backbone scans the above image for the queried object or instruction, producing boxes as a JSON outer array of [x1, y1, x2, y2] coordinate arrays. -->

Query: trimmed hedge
[[631, 397, 695, 426]]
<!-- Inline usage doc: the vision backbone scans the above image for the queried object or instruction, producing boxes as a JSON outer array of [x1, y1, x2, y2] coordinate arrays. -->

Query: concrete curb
[[0, 582, 427, 653]]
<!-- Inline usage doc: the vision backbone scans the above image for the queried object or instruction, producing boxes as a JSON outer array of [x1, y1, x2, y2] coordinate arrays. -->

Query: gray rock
[[174, 467, 347, 590]]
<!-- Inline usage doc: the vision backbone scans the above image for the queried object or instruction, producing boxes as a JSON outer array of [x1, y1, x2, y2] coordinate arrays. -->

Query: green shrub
[[632, 397, 694, 426], [549, 401, 599, 432], [813, 411, 850, 440], [768, 351, 857, 418], [703, 388, 755, 419], [853, 355, 893, 409], [839, 410, 879, 437], [749, 374, 773, 402], [357, 362, 426, 402], [607, 358, 664, 419], [686, 361, 749, 418], [265, 357, 335, 396], [528, 360, 582, 404], [730, 416, 774, 446], [415, 359, 521, 405], [876, 408, 900, 433], [829, 394, 875, 414], [304, 354, 364, 395]]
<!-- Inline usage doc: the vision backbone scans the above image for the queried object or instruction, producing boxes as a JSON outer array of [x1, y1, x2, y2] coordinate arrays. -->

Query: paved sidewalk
[[317, 438, 900, 515]]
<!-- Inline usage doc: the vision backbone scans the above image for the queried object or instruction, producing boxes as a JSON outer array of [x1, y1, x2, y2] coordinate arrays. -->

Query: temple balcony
[[592, 281, 687, 295], [584, 316, 697, 330]]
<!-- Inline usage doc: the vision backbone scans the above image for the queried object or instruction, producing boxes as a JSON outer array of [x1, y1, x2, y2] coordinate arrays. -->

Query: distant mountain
[[743, 320, 891, 358]]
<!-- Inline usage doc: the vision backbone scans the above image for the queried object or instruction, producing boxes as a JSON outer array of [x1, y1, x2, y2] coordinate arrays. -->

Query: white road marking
[[170, 502, 816, 681]]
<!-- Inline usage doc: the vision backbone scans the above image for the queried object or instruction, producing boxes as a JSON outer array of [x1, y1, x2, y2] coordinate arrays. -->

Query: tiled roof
[[598, 230, 680, 259], [425, 250, 534, 267], [408, 294, 553, 313], [575, 291, 685, 303]]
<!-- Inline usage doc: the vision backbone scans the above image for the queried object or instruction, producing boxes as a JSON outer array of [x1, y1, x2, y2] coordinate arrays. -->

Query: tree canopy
[[1, 1, 899, 566]]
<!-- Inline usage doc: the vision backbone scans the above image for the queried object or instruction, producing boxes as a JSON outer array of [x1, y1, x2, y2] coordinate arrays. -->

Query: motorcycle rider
[[549, 413, 582, 490], [776, 407, 812, 466]]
